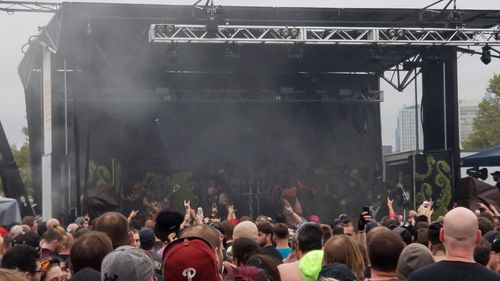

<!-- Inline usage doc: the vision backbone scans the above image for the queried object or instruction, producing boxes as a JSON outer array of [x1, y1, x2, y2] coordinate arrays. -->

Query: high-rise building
[[394, 100, 480, 152], [395, 105, 423, 153], [458, 99, 481, 148]]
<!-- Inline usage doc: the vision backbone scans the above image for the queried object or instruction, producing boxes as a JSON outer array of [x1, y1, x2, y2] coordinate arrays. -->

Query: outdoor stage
[[16, 2, 500, 220]]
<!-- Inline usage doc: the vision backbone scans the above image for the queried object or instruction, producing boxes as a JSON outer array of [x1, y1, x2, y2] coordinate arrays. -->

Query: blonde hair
[[323, 235, 365, 280], [0, 268, 27, 281]]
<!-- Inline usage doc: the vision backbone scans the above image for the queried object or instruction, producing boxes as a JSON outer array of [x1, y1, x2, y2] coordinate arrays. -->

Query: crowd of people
[[0, 194, 499, 281]]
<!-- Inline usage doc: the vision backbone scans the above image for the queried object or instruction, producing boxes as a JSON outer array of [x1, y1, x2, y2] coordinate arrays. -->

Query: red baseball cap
[[163, 237, 221, 281]]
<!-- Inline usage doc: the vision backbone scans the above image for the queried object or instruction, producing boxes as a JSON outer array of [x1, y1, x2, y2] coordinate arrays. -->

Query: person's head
[[233, 221, 258, 242], [94, 212, 129, 249], [491, 171, 500, 182], [70, 231, 113, 273], [220, 220, 235, 242], [297, 223, 323, 257], [225, 266, 266, 281], [128, 228, 140, 248], [273, 223, 289, 241], [42, 228, 66, 253], [368, 230, 405, 273], [318, 263, 356, 281], [246, 254, 282, 281], [0, 268, 27, 281], [478, 216, 494, 236], [45, 219, 60, 230], [256, 222, 274, 247], [397, 243, 435, 280], [139, 227, 156, 251], [1, 245, 41, 281], [101, 246, 155, 281], [182, 224, 224, 271], [163, 237, 221, 281], [489, 236, 500, 271], [66, 223, 79, 236], [416, 228, 429, 247], [323, 235, 365, 280], [22, 217, 37, 234], [59, 233, 73, 254], [39, 258, 64, 281], [153, 211, 184, 243], [342, 219, 358, 240], [474, 238, 491, 266], [441, 207, 481, 255], [392, 227, 412, 246], [232, 237, 262, 266], [320, 224, 333, 245], [427, 222, 444, 254]]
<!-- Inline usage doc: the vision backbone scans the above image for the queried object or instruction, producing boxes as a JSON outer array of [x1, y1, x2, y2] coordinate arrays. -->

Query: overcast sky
[[1, 0, 500, 148]]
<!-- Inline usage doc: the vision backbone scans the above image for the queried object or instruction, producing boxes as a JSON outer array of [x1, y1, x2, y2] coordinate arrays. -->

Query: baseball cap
[[101, 246, 155, 281], [491, 238, 500, 253], [397, 243, 435, 280], [163, 237, 220, 281], [154, 211, 184, 242], [139, 227, 156, 249], [11, 232, 41, 252]]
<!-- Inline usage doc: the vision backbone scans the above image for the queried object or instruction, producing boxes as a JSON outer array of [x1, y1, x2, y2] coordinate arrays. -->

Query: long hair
[[323, 235, 365, 280], [245, 254, 281, 281]]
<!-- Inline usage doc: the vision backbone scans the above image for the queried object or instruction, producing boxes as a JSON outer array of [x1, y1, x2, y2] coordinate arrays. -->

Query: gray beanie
[[397, 243, 435, 280], [101, 246, 154, 281]]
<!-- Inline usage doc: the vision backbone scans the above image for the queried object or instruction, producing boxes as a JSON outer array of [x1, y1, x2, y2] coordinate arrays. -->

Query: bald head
[[441, 207, 480, 250], [233, 221, 258, 242]]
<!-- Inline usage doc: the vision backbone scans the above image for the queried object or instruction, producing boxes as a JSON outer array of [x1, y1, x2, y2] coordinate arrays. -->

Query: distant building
[[395, 105, 423, 152], [394, 100, 480, 152], [458, 99, 481, 148], [382, 145, 393, 155]]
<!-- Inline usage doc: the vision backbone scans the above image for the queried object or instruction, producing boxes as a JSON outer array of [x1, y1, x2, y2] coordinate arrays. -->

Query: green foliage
[[462, 74, 500, 149], [10, 128, 33, 196]]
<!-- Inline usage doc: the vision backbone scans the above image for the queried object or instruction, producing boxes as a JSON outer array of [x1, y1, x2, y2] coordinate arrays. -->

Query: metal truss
[[150, 24, 500, 46], [0, 1, 60, 14], [381, 55, 422, 92], [153, 88, 383, 103]]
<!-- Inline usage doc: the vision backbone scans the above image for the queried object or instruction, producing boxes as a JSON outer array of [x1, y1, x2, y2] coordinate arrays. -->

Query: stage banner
[[414, 152, 453, 219]]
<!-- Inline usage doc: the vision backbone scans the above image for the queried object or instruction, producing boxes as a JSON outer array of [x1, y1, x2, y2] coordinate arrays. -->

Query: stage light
[[466, 167, 488, 180], [206, 15, 219, 38], [166, 24, 175, 34], [290, 28, 299, 38], [388, 28, 398, 39], [495, 32, 500, 41], [396, 29, 405, 38], [281, 28, 290, 38], [481, 45, 491, 65], [155, 24, 166, 36]]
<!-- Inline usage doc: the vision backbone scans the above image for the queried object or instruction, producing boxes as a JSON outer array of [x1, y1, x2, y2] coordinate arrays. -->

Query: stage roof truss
[[152, 87, 383, 103], [0, 1, 60, 14], [150, 24, 500, 46], [380, 54, 422, 92]]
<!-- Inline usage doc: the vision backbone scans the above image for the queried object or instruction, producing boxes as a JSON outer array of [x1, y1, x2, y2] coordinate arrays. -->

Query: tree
[[0, 127, 33, 196], [462, 74, 500, 150]]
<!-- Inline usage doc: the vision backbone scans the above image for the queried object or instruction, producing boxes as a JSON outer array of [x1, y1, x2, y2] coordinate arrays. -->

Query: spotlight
[[290, 28, 299, 38], [495, 32, 500, 41], [155, 24, 166, 36], [448, 9, 464, 27], [281, 28, 290, 38], [166, 24, 175, 34], [481, 45, 491, 65], [388, 28, 398, 39], [206, 15, 219, 38], [396, 29, 405, 38]]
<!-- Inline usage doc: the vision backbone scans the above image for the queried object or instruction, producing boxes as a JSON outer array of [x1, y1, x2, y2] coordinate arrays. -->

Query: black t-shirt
[[262, 246, 283, 264], [408, 260, 500, 281]]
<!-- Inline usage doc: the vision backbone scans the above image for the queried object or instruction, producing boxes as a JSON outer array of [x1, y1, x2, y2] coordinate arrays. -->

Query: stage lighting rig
[[203, 0, 225, 38], [481, 45, 492, 65], [388, 28, 405, 39], [281, 27, 299, 39]]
